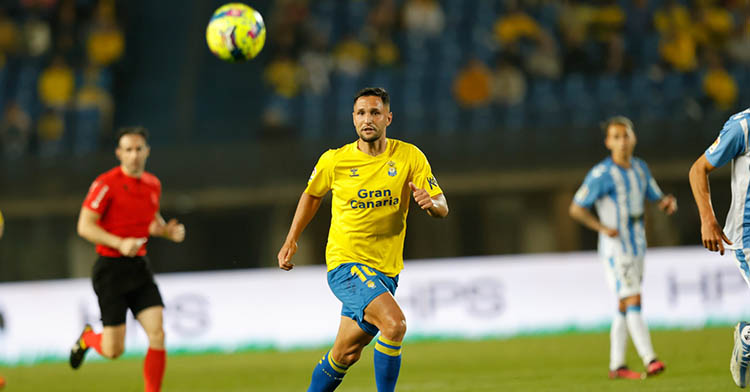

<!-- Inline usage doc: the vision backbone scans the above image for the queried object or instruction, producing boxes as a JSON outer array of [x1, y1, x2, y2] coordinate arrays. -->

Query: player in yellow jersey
[[278, 87, 449, 392]]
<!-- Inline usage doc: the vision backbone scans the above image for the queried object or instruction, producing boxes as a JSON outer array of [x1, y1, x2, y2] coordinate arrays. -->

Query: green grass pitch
[[0, 327, 736, 391]]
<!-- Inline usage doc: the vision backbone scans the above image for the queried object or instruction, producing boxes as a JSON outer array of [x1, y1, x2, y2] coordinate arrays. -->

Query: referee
[[69, 127, 185, 392]]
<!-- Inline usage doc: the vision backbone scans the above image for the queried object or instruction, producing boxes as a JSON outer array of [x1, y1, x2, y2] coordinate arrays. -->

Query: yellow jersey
[[305, 138, 443, 277]]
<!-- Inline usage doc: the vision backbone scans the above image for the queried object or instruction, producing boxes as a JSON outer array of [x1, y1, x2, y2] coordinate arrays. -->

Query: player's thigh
[[363, 291, 405, 333], [135, 305, 165, 347], [603, 255, 643, 298], [328, 263, 398, 334], [135, 305, 164, 332]]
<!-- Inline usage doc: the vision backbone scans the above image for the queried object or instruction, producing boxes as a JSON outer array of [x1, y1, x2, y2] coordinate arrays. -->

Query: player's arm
[[0, 210, 4, 239], [568, 202, 618, 237], [689, 153, 732, 254], [408, 182, 448, 218], [657, 194, 677, 215], [77, 207, 146, 257], [277, 192, 323, 271], [149, 212, 185, 243]]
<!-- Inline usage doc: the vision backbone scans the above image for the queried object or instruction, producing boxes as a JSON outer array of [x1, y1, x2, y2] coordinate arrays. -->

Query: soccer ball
[[206, 3, 266, 62]]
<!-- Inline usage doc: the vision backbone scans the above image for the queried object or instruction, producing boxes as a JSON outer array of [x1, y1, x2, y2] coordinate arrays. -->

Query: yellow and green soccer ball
[[206, 3, 266, 62]]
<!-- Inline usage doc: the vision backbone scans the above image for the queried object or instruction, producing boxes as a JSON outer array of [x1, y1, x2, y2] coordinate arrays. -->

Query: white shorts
[[731, 249, 750, 288], [601, 254, 644, 299]]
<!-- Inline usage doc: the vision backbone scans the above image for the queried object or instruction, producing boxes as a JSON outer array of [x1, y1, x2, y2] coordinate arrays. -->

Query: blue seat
[[562, 74, 597, 128]]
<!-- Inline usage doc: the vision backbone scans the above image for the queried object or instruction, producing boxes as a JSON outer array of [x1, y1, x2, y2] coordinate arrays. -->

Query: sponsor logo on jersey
[[574, 185, 589, 202], [351, 188, 399, 209], [91, 185, 110, 209], [350, 168, 359, 177], [308, 167, 317, 182], [708, 136, 721, 154]]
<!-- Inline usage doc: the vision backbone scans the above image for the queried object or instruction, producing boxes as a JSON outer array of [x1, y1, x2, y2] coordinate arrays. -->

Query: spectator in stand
[[38, 54, 74, 110], [86, 0, 124, 67], [491, 55, 527, 106], [0, 10, 20, 56], [493, 0, 541, 47], [559, 0, 596, 74], [727, 9, 750, 66], [524, 31, 562, 80], [0, 101, 32, 160], [264, 54, 303, 98], [72, 65, 114, 154], [37, 107, 65, 158], [702, 51, 737, 111], [402, 0, 445, 39], [333, 34, 369, 76], [453, 58, 492, 108], [299, 33, 333, 95]]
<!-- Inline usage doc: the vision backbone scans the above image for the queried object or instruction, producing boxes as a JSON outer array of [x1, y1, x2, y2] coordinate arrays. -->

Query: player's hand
[[600, 227, 618, 238], [409, 182, 434, 210], [165, 219, 185, 243], [277, 240, 297, 271], [118, 237, 147, 257], [659, 194, 677, 215], [701, 219, 733, 255]]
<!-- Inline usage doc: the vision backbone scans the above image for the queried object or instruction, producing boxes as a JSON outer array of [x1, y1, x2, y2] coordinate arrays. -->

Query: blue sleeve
[[705, 118, 746, 168], [639, 161, 665, 202], [573, 165, 609, 208]]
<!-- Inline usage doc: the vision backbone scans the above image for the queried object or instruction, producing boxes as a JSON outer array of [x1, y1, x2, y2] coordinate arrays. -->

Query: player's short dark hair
[[116, 126, 150, 145], [353, 87, 390, 107], [601, 115, 634, 135]]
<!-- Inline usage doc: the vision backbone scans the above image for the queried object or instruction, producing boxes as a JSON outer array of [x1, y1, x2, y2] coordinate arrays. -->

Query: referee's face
[[353, 96, 392, 143], [116, 134, 150, 177]]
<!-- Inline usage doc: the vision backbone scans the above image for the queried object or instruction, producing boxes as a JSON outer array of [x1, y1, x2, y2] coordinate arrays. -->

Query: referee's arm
[[77, 207, 145, 257]]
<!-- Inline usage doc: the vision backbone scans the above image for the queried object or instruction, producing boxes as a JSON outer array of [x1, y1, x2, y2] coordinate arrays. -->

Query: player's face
[[353, 96, 392, 143], [605, 124, 636, 161], [116, 134, 150, 176]]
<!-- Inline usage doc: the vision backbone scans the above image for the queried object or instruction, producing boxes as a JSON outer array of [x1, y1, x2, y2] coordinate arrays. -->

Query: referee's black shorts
[[92, 255, 165, 326]]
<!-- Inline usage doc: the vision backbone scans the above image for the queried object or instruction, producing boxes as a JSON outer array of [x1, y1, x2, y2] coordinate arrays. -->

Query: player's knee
[[380, 317, 407, 341], [333, 347, 363, 366], [101, 343, 124, 359], [146, 327, 165, 347]]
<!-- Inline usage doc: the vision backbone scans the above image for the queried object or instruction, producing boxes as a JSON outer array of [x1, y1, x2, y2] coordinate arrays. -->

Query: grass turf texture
[[0, 327, 734, 391]]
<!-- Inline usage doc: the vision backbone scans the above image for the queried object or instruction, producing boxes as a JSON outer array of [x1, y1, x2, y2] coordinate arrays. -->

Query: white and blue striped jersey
[[704, 108, 750, 250], [574, 157, 665, 258]]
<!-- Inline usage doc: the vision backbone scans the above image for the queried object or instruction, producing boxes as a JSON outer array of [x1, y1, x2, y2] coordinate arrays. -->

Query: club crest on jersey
[[366, 280, 376, 289], [350, 168, 359, 177], [386, 161, 397, 176]]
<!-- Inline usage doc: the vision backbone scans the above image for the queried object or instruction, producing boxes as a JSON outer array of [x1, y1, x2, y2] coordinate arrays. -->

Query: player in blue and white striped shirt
[[689, 108, 750, 387], [570, 116, 677, 380]]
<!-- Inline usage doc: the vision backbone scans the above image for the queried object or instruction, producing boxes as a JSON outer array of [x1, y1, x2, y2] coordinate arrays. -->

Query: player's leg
[[363, 291, 406, 392], [615, 255, 663, 375], [136, 305, 166, 392], [621, 294, 662, 375], [602, 256, 637, 379], [730, 249, 750, 387], [71, 257, 130, 368], [308, 316, 374, 392]]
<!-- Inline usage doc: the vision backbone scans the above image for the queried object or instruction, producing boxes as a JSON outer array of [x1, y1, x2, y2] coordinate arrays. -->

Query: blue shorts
[[327, 263, 399, 336]]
